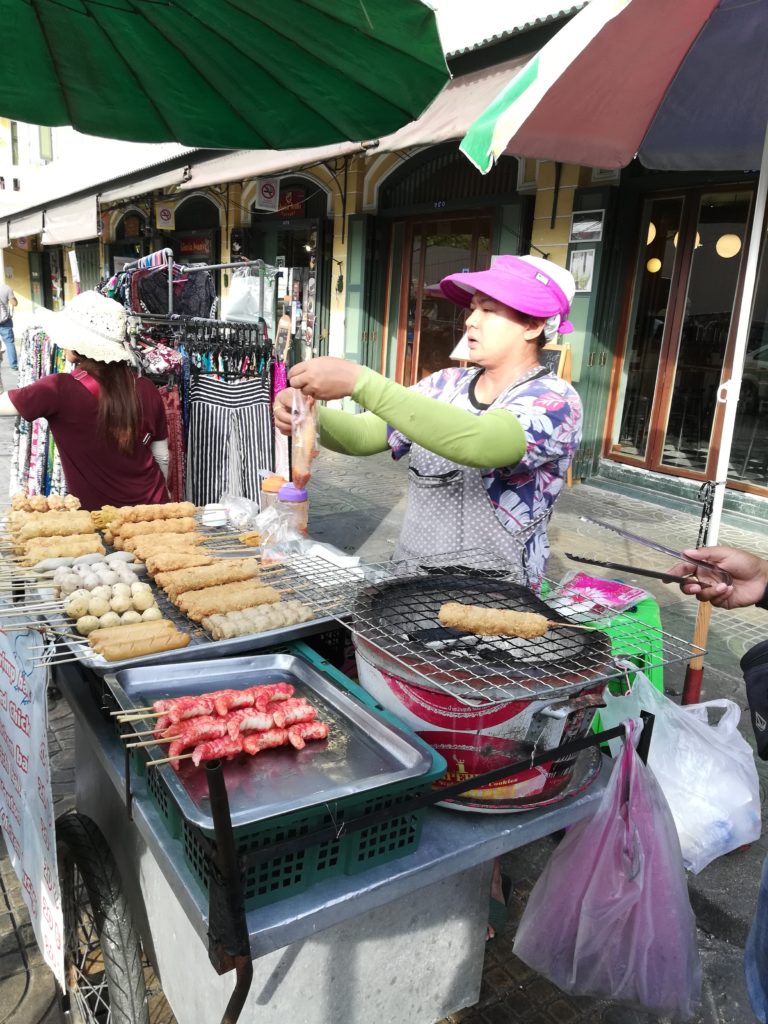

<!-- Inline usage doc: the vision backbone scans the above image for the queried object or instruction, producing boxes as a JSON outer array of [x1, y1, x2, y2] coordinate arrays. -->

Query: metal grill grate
[[278, 549, 705, 704]]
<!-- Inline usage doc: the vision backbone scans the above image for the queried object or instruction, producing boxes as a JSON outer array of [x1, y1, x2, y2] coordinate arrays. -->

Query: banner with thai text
[[0, 629, 64, 988]]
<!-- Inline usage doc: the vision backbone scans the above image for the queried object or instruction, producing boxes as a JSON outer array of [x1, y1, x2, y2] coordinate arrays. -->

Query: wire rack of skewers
[[246, 548, 705, 704], [0, 495, 346, 672]]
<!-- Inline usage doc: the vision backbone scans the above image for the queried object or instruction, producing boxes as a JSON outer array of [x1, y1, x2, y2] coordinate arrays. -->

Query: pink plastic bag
[[513, 723, 701, 1018]]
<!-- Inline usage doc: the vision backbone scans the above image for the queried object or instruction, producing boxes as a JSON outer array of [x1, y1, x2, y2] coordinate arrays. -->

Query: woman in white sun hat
[[0, 291, 170, 510], [275, 253, 582, 586]]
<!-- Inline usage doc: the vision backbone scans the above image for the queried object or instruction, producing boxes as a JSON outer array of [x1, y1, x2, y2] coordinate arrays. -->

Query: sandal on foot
[[487, 874, 512, 939]]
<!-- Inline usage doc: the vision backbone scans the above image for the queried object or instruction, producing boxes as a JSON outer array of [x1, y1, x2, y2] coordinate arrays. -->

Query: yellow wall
[[530, 161, 580, 270], [2, 243, 33, 311]]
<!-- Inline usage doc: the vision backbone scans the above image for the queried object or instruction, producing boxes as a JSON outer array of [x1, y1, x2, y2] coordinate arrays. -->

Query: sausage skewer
[[437, 602, 595, 638]]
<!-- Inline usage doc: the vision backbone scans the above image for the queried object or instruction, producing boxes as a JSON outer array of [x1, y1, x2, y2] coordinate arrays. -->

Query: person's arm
[[318, 407, 389, 455], [150, 438, 170, 479], [350, 367, 527, 469], [668, 546, 768, 609], [9, 295, 17, 310]]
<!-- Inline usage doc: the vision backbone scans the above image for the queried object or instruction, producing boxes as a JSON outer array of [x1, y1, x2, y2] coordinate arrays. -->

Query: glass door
[[400, 217, 491, 385], [610, 188, 753, 482]]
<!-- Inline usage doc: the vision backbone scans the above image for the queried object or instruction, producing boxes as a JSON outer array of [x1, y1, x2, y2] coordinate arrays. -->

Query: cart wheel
[[57, 812, 149, 1024]]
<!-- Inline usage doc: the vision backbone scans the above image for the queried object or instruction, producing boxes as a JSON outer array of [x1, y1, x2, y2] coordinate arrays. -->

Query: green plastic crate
[[592, 596, 665, 733], [135, 640, 446, 910]]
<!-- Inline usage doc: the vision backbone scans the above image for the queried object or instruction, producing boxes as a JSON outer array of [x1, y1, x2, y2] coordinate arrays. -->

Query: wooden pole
[[682, 600, 711, 704]]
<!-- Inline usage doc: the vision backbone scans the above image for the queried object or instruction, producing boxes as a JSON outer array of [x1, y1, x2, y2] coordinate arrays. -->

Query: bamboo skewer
[[126, 736, 181, 749], [146, 752, 194, 767]]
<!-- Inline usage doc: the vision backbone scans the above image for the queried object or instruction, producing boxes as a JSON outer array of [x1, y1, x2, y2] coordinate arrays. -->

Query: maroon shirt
[[10, 373, 169, 511]]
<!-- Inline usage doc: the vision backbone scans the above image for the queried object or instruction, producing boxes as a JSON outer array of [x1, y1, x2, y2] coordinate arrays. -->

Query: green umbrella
[[1, 0, 448, 149]]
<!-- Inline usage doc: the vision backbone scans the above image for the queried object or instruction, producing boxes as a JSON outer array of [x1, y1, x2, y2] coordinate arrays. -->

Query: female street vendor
[[275, 254, 582, 587], [276, 254, 582, 939], [0, 291, 169, 511]]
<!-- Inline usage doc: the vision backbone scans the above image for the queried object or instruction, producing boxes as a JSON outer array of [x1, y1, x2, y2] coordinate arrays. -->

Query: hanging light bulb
[[646, 222, 657, 245], [646, 258, 662, 273], [672, 231, 701, 249], [716, 233, 742, 258]]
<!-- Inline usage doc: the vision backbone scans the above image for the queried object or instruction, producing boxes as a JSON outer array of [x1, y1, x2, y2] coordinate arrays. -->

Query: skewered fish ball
[[87, 596, 111, 618], [65, 596, 91, 619], [76, 615, 100, 636], [130, 590, 156, 612], [98, 612, 122, 629]]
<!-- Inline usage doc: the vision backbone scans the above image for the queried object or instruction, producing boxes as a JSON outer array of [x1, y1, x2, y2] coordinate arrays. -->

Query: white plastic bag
[[601, 670, 761, 873], [224, 268, 267, 323]]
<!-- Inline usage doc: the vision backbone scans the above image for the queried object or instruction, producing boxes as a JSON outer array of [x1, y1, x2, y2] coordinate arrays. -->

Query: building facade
[[2, 10, 768, 520]]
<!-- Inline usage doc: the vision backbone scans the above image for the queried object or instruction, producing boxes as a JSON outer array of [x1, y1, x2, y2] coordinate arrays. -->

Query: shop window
[[174, 195, 219, 230], [38, 126, 53, 164], [116, 213, 146, 240], [10, 122, 18, 166]]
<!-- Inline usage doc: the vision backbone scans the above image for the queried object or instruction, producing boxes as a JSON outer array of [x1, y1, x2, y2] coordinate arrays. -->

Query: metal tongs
[[564, 516, 733, 587]]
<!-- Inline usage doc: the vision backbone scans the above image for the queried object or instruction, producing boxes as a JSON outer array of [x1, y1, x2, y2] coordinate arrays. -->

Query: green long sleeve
[[349, 366, 527, 469], [318, 406, 390, 455]]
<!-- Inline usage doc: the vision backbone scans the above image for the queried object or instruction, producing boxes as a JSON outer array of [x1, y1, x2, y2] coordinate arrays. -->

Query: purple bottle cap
[[278, 483, 308, 501]]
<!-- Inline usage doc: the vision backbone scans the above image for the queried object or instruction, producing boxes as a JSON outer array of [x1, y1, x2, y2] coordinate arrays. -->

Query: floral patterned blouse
[[387, 366, 583, 582]]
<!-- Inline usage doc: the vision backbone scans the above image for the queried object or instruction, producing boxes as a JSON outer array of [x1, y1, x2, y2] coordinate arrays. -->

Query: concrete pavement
[[0, 393, 767, 1021]]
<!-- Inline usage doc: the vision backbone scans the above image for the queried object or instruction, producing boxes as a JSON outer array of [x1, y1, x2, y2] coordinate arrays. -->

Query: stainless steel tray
[[38, 576, 343, 676], [111, 652, 434, 830]]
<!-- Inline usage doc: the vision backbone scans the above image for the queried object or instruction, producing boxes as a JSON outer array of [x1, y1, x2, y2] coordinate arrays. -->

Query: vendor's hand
[[288, 356, 362, 401], [273, 388, 300, 437], [667, 545, 768, 609]]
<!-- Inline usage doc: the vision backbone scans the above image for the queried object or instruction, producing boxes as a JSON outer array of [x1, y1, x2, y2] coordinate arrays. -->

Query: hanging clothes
[[157, 383, 185, 502], [186, 375, 273, 506], [10, 326, 68, 497]]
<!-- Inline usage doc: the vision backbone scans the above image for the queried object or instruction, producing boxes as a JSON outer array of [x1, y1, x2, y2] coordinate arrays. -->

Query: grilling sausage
[[437, 602, 551, 638]]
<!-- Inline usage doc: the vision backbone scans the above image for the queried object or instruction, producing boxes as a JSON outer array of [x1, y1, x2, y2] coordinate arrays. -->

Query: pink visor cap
[[439, 255, 575, 335]]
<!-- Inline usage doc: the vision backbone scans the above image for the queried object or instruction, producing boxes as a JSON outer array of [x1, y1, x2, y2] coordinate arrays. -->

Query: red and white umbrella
[[460, 0, 768, 697], [461, 0, 768, 544]]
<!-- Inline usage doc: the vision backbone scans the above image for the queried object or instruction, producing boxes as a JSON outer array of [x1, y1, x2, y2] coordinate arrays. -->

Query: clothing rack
[[121, 250, 274, 318], [123, 247, 174, 313]]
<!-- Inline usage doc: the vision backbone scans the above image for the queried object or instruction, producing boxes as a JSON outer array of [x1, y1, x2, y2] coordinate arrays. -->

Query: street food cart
[[0, 507, 696, 1024]]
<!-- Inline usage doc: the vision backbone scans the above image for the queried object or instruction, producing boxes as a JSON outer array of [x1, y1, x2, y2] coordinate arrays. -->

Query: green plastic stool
[[592, 596, 664, 733]]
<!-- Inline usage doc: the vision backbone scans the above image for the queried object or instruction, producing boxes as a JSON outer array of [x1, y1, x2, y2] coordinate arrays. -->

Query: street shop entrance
[[606, 184, 768, 495], [397, 215, 492, 385]]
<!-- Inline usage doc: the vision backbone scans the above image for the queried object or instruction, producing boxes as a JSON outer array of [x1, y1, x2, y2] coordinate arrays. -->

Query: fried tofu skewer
[[437, 602, 594, 638]]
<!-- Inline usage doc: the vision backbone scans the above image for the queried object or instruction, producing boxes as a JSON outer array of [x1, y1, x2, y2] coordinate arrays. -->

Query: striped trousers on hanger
[[186, 376, 273, 507]]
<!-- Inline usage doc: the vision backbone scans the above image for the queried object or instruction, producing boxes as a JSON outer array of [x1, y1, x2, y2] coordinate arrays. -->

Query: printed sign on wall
[[0, 629, 64, 988], [155, 201, 176, 231], [254, 177, 280, 212]]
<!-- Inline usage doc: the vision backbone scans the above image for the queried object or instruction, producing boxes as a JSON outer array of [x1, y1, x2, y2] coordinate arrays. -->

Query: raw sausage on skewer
[[145, 551, 215, 575], [116, 517, 198, 540], [126, 533, 205, 559], [175, 582, 282, 622], [156, 558, 260, 598]]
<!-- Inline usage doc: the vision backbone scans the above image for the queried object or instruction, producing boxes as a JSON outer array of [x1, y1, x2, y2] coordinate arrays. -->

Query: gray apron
[[392, 367, 551, 580]]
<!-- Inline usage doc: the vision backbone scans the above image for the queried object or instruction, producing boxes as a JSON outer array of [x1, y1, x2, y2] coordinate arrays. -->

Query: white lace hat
[[55, 291, 133, 364]]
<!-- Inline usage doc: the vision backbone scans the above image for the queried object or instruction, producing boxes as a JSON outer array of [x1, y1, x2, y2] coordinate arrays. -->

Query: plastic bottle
[[277, 482, 309, 535], [260, 474, 287, 512]]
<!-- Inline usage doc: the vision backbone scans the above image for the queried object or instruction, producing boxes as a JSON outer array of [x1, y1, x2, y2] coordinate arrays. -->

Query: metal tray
[[111, 651, 435, 830], [54, 611, 341, 676], [37, 579, 342, 677]]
